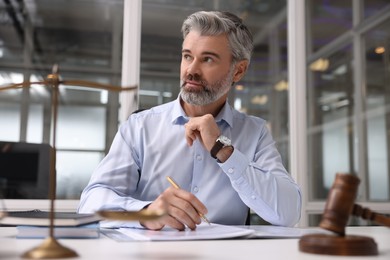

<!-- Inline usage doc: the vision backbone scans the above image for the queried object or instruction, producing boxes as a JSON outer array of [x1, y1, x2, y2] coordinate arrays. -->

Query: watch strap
[[210, 140, 224, 159]]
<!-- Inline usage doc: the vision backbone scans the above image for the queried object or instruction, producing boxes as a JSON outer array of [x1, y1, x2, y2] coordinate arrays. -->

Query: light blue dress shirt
[[78, 97, 302, 227]]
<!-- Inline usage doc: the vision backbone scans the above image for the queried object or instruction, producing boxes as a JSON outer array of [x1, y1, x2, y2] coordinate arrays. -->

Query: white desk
[[0, 226, 389, 260]]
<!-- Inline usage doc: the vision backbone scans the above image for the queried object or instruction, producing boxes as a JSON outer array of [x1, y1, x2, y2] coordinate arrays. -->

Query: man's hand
[[140, 187, 208, 231], [184, 114, 220, 151], [185, 114, 233, 163]]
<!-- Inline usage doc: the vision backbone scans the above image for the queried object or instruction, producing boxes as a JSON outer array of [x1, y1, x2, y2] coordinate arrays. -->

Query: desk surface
[[0, 226, 389, 260]]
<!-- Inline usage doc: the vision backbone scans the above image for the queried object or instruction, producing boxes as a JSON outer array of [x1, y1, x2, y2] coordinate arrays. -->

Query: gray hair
[[181, 11, 253, 63]]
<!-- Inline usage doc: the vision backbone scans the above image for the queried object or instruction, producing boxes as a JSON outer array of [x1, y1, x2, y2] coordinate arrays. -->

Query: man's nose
[[187, 59, 201, 75]]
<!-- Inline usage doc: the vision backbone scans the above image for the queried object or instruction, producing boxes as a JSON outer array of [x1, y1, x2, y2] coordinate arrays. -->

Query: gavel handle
[[353, 204, 390, 227]]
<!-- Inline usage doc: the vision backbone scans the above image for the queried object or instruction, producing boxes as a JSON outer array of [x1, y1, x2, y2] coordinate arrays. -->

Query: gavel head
[[319, 173, 360, 236]]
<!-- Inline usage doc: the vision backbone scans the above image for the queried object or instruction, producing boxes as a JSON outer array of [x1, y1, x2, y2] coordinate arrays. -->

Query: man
[[78, 11, 301, 231]]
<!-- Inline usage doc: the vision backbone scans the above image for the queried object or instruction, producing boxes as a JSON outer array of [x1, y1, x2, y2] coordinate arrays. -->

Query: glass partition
[[306, 0, 390, 226], [0, 103, 21, 142], [307, 44, 354, 200], [364, 0, 390, 19], [307, 0, 352, 53], [364, 18, 390, 201], [0, 0, 124, 199]]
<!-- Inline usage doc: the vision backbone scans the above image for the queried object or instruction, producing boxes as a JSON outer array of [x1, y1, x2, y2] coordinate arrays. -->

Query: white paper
[[113, 223, 255, 241], [243, 225, 332, 238], [102, 224, 332, 242]]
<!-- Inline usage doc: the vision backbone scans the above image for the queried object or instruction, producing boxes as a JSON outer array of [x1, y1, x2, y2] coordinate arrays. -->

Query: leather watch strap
[[210, 140, 224, 159]]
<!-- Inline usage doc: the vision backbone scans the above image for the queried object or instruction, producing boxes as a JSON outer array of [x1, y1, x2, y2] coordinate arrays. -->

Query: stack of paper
[[0, 210, 101, 226], [16, 223, 100, 239]]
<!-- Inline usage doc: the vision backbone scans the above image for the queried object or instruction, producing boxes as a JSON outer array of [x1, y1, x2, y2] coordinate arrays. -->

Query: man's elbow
[[272, 190, 302, 227], [280, 191, 302, 227]]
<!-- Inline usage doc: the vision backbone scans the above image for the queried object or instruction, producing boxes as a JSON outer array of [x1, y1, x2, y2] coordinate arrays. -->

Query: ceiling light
[[375, 46, 385, 54], [251, 95, 268, 105], [310, 58, 329, 71], [235, 84, 244, 91], [274, 80, 288, 91], [100, 90, 108, 104]]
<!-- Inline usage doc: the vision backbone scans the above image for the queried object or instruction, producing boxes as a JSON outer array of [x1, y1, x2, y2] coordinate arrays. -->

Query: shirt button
[[193, 186, 199, 193], [196, 155, 202, 161], [228, 168, 234, 173], [251, 195, 256, 200]]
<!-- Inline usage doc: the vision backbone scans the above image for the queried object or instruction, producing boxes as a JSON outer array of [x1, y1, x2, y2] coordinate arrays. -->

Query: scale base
[[21, 237, 78, 259]]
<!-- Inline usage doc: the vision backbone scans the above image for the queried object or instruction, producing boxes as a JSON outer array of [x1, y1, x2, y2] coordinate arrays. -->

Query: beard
[[180, 66, 235, 106]]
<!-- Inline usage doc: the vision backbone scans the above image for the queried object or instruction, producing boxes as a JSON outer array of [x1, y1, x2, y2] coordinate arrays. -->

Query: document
[[242, 225, 332, 238], [101, 224, 332, 242], [103, 223, 255, 241]]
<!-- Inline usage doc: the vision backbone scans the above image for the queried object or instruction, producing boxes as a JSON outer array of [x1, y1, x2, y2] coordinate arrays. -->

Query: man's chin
[[180, 94, 215, 106]]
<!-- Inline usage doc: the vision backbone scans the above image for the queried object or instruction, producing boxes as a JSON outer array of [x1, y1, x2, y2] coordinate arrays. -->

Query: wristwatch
[[210, 135, 232, 159]]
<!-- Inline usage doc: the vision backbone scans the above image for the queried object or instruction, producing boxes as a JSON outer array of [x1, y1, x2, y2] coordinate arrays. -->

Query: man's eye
[[183, 54, 192, 60], [204, 57, 213, 63]]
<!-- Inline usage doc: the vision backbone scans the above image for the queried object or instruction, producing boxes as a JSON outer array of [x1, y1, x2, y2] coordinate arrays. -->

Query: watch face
[[218, 135, 231, 146]]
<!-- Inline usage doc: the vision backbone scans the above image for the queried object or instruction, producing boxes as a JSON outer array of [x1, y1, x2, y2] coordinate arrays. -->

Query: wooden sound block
[[299, 233, 378, 256]]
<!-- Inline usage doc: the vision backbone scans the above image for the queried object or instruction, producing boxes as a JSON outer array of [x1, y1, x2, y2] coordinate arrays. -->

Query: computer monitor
[[0, 141, 51, 199]]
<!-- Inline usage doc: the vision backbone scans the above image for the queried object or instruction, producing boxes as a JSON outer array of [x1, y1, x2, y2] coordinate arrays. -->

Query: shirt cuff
[[218, 148, 249, 181]]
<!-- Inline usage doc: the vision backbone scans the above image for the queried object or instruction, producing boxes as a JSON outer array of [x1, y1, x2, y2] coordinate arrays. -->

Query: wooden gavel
[[319, 173, 390, 236], [300, 173, 390, 256]]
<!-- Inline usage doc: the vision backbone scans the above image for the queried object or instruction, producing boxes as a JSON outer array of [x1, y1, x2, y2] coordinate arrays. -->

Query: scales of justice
[[0, 65, 165, 259]]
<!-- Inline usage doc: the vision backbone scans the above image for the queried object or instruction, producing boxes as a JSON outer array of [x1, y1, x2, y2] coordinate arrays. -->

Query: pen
[[166, 176, 211, 225]]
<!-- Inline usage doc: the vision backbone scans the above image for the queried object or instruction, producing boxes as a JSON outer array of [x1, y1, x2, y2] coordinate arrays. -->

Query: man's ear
[[232, 60, 249, 83]]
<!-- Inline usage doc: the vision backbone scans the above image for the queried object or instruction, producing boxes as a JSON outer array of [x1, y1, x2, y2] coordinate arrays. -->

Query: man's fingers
[[168, 189, 203, 224], [184, 115, 220, 151], [185, 123, 198, 146], [144, 187, 204, 230], [168, 206, 198, 230]]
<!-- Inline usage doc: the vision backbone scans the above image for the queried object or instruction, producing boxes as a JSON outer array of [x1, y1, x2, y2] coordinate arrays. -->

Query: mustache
[[182, 74, 208, 87]]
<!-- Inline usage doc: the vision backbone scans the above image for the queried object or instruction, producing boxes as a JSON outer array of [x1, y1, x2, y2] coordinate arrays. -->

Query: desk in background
[[0, 226, 389, 260]]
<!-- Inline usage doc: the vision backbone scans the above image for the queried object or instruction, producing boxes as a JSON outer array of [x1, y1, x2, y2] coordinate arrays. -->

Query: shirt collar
[[171, 96, 233, 128], [171, 96, 188, 125]]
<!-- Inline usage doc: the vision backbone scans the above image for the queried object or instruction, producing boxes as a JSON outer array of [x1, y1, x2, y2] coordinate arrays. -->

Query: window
[[305, 0, 390, 226], [364, 18, 390, 201], [0, 0, 124, 200]]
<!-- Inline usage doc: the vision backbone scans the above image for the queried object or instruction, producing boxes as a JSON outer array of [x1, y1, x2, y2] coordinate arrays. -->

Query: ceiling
[[0, 0, 287, 66]]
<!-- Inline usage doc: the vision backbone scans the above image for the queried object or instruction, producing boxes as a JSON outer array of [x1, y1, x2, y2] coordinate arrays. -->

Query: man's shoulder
[[230, 110, 270, 138], [232, 108, 266, 125], [130, 100, 176, 119]]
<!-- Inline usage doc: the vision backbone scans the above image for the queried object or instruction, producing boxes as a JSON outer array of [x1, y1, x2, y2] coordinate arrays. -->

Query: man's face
[[180, 31, 234, 106]]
